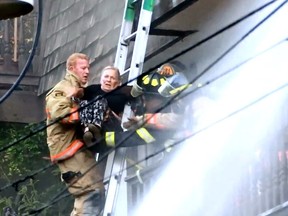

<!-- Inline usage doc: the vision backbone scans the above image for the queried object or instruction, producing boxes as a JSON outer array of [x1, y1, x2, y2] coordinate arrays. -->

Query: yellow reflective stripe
[[105, 132, 115, 147], [169, 84, 192, 95], [136, 128, 155, 143]]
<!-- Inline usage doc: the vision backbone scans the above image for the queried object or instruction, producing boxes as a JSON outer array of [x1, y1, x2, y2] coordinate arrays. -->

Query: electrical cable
[[0, 0, 279, 155], [1, 0, 286, 213], [0, 0, 43, 104], [0, 164, 53, 192], [29, 35, 288, 216], [144, 0, 278, 73], [1, 0, 285, 199], [0, 0, 278, 153], [2, 35, 286, 204], [28, 79, 288, 215], [148, 0, 288, 122], [0, 121, 47, 153], [173, 0, 288, 87], [32, 0, 288, 209]]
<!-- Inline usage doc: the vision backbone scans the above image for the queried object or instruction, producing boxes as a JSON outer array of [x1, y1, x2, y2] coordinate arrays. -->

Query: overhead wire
[[0, 164, 53, 192], [166, 0, 288, 87], [144, 0, 279, 73], [1, 2, 285, 213], [0, 0, 279, 156], [0, 85, 133, 153], [3, 35, 286, 212], [24, 1, 288, 213], [28, 79, 288, 216], [1, 0, 284, 198], [0, 0, 278, 155]]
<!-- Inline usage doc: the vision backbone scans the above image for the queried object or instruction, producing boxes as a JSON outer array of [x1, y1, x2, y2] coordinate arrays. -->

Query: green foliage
[[0, 122, 73, 215], [0, 197, 13, 210], [16, 179, 72, 215], [16, 179, 42, 214], [0, 122, 48, 177]]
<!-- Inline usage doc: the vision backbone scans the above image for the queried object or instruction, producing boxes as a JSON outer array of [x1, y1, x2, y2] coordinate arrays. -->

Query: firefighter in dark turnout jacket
[[95, 63, 190, 152]]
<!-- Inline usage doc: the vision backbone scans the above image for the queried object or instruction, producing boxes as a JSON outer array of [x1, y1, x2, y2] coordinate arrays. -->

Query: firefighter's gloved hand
[[123, 116, 145, 130], [131, 82, 144, 97]]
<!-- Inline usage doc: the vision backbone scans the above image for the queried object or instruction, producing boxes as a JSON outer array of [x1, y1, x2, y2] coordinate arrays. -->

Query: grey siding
[[38, 0, 125, 95]]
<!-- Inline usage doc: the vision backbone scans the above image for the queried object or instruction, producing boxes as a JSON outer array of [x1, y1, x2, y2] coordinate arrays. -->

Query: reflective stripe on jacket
[[103, 127, 170, 148], [135, 127, 155, 143], [46, 71, 83, 159], [50, 139, 84, 162], [60, 107, 80, 124]]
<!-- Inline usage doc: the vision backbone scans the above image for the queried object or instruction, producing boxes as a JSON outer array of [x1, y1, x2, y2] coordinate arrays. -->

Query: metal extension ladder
[[102, 0, 155, 215]]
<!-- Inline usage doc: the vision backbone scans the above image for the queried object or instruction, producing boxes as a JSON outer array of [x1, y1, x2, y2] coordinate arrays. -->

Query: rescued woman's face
[[100, 68, 121, 92]]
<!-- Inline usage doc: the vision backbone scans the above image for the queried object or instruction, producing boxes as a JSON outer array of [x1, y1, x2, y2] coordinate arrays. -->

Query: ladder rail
[[103, 0, 155, 215], [103, 149, 127, 216], [114, 0, 135, 76], [103, 101, 133, 216], [128, 0, 154, 83], [103, 1, 135, 214]]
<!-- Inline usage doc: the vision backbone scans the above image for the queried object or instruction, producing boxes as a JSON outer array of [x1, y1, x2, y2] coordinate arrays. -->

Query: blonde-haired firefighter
[[46, 53, 104, 215]]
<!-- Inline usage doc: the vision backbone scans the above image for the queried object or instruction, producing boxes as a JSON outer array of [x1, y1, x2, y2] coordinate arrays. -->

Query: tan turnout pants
[[57, 149, 105, 215]]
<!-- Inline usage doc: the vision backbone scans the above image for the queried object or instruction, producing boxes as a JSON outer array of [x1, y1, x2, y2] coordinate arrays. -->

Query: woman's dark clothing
[[83, 85, 133, 116], [80, 84, 134, 131]]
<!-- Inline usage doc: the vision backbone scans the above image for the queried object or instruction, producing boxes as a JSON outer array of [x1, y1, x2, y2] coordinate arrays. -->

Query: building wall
[[1, 0, 287, 126], [37, 0, 125, 96], [0, 0, 193, 123], [0, 90, 45, 123], [0, 0, 126, 123]]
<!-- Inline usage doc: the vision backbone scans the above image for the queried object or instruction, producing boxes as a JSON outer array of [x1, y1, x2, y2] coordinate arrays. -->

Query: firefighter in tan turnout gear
[[45, 53, 104, 215]]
